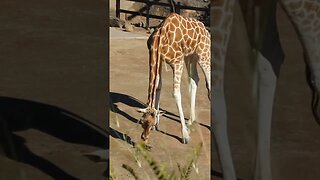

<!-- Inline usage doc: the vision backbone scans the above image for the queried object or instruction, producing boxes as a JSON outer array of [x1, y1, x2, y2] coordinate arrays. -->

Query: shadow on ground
[[0, 96, 107, 179], [110, 92, 229, 178], [109, 92, 210, 144], [110, 92, 187, 143]]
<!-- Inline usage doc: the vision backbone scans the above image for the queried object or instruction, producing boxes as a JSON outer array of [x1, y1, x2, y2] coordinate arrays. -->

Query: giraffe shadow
[[0, 96, 107, 179], [110, 92, 190, 143], [110, 92, 224, 177], [163, 111, 211, 131], [109, 127, 136, 147]]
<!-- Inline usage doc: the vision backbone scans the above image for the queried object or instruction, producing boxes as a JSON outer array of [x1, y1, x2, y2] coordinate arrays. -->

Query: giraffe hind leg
[[186, 57, 199, 125], [254, 52, 278, 180], [153, 74, 162, 131], [198, 56, 211, 101], [173, 61, 190, 144]]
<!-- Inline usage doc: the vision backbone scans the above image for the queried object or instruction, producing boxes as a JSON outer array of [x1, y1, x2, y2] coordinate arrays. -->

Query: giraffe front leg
[[212, 75, 236, 180], [153, 75, 162, 131], [187, 59, 199, 126], [173, 63, 190, 144], [211, 49, 236, 180], [254, 52, 279, 180]]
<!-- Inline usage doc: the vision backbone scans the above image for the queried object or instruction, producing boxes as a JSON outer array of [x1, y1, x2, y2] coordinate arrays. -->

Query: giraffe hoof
[[151, 126, 156, 131], [151, 124, 159, 131], [182, 137, 190, 144], [187, 120, 195, 126], [187, 120, 192, 126]]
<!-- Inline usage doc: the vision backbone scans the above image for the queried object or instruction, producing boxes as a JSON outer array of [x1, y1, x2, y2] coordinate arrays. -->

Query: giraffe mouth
[[141, 132, 149, 142]]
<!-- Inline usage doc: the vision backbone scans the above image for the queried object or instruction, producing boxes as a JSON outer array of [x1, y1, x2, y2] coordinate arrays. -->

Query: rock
[[109, 16, 125, 28], [148, 28, 155, 34], [133, 22, 144, 27], [124, 21, 134, 32]]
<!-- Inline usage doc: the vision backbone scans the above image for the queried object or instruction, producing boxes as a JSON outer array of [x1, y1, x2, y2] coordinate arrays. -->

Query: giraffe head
[[137, 107, 165, 142]]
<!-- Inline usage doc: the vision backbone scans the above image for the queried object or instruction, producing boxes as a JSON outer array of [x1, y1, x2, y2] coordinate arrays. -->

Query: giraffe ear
[[136, 108, 147, 113]]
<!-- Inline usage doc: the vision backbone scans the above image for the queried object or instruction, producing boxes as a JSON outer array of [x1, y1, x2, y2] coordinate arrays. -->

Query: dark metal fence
[[115, 0, 210, 28]]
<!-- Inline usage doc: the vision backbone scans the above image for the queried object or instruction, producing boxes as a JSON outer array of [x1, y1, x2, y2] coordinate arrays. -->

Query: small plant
[[122, 164, 140, 180], [177, 143, 202, 180], [117, 142, 203, 180], [109, 162, 117, 180]]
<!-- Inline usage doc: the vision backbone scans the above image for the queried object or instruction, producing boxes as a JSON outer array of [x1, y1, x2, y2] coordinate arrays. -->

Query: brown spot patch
[[175, 28, 183, 41], [166, 46, 175, 59], [186, 21, 191, 29], [186, 38, 192, 46], [176, 51, 183, 58], [171, 17, 180, 27], [172, 42, 179, 50], [162, 44, 169, 54], [195, 27, 200, 33], [190, 40, 196, 48], [167, 31, 175, 43], [188, 29, 194, 38], [182, 28, 187, 34], [199, 42, 205, 49], [168, 23, 175, 31], [181, 19, 187, 28]]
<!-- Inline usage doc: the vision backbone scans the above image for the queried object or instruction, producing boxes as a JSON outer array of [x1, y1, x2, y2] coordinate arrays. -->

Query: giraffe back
[[155, 13, 211, 64]]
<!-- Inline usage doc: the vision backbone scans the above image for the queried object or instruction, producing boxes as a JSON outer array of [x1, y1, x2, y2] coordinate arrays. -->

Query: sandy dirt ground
[[0, 0, 107, 179], [109, 32, 211, 179]]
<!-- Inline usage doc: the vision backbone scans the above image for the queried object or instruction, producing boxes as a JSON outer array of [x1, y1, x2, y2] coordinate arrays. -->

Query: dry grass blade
[[136, 143, 170, 180], [178, 143, 203, 180], [122, 164, 140, 180], [109, 162, 117, 180]]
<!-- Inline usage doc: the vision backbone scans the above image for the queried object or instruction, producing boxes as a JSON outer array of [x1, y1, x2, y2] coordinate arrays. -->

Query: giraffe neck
[[147, 29, 162, 108]]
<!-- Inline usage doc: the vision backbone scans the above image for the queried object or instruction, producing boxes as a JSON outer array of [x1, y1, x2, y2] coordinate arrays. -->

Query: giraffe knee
[[173, 89, 181, 100], [189, 79, 198, 91]]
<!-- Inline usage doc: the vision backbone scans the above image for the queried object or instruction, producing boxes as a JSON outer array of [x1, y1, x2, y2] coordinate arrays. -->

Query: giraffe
[[213, 0, 320, 179], [137, 13, 211, 144]]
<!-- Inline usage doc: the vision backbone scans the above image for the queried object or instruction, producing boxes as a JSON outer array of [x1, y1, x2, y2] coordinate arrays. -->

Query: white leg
[[187, 60, 199, 125], [212, 89, 236, 180], [153, 75, 162, 130], [211, 54, 236, 180], [254, 52, 277, 180], [173, 63, 190, 144]]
